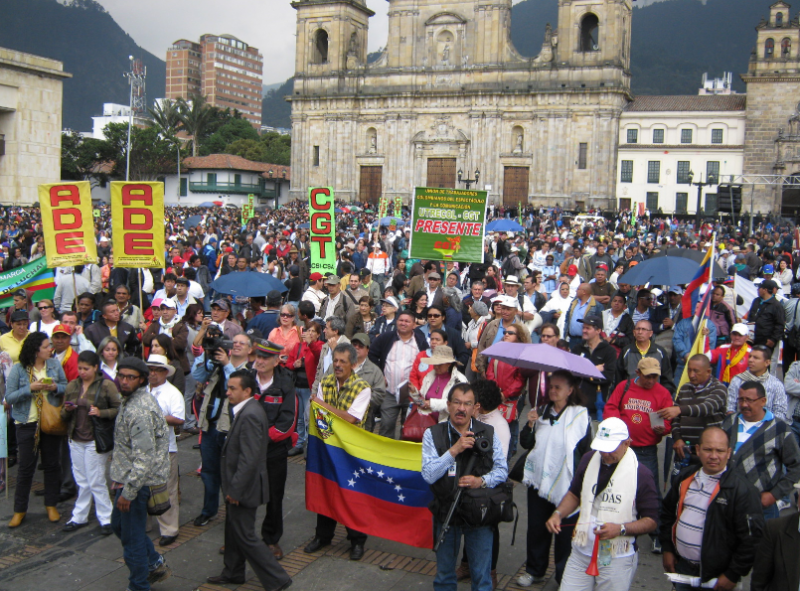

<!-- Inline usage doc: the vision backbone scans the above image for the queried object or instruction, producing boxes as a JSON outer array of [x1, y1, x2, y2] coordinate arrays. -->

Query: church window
[[312, 30, 329, 64], [782, 38, 792, 57], [580, 14, 600, 52], [711, 129, 723, 144], [653, 129, 664, 143], [681, 129, 693, 144], [620, 161, 633, 183], [647, 161, 660, 184], [578, 143, 588, 169], [765, 38, 775, 58], [707, 161, 720, 184], [677, 161, 691, 184], [776, 12, 784, 27], [627, 129, 638, 144], [676, 193, 688, 214], [646, 192, 659, 211]]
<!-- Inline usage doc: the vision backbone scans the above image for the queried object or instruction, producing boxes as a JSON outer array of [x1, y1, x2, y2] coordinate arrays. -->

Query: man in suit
[[751, 483, 800, 591], [85, 300, 139, 356], [207, 370, 292, 590]]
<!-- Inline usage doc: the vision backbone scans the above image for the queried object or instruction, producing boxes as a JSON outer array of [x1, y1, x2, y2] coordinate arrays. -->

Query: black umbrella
[[649, 248, 727, 280], [183, 215, 203, 229]]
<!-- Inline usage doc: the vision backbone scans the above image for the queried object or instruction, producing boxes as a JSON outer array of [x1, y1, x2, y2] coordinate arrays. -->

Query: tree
[[102, 122, 178, 181], [60, 130, 115, 186], [177, 95, 216, 157], [149, 99, 182, 137], [259, 132, 291, 166], [225, 138, 267, 162], [201, 118, 259, 156]]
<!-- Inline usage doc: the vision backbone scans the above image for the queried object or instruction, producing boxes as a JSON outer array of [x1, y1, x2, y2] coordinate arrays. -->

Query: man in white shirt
[[301, 272, 326, 315], [147, 354, 185, 547]]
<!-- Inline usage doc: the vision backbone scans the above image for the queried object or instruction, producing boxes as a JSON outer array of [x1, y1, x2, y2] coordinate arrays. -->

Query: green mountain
[[0, 0, 165, 131]]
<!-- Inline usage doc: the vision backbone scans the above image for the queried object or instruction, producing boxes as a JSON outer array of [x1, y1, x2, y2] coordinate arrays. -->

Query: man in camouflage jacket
[[110, 357, 172, 591]]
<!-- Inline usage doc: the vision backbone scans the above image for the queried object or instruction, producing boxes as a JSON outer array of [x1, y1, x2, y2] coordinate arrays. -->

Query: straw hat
[[426, 345, 459, 366]]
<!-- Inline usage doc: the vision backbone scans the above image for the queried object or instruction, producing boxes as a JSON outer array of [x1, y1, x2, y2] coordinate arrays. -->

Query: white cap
[[590, 418, 630, 453], [731, 323, 749, 336], [491, 294, 519, 309]]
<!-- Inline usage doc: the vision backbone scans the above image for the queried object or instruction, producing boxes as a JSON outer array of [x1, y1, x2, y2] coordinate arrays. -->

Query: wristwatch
[[619, 523, 627, 536], [480, 477, 487, 488]]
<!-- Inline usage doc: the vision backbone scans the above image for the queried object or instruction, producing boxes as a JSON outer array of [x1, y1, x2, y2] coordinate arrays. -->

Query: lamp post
[[457, 168, 480, 189], [688, 170, 710, 229]]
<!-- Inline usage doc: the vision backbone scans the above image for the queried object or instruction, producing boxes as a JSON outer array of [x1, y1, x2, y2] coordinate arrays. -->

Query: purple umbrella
[[480, 342, 605, 380]]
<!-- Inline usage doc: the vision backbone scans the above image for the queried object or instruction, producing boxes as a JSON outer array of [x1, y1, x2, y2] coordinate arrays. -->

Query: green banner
[[409, 187, 488, 263], [308, 187, 337, 275], [0, 257, 56, 308]]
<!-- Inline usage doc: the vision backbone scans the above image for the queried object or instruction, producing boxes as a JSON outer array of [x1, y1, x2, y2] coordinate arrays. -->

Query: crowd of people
[[0, 201, 799, 591]]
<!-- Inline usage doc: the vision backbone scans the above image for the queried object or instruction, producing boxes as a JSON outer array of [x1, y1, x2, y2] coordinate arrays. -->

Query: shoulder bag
[[401, 404, 436, 443], [35, 367, 67, 436], [146, 483, 171, 515], [90, 382, 116, 454]]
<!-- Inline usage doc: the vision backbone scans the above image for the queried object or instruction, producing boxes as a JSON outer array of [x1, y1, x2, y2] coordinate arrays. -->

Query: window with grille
[[652, 129, 664, 144], [313, 146, 320, 167], [627, 129, 638, 144], [677, 161, 691, 184], [711, 129, 723, 144], [707, 161, 720, 184], [578, 143, 588, 169], [675, 192, 688, 214], [647, 161, 660, 184], [646, 192, 659, 211], [620, 160, 633, 183], [681, 129, 693, 144]]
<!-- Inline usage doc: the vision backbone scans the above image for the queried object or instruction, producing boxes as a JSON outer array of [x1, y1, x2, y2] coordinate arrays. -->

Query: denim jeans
[[763, 502, 780, 521], [295, 387, 311, 449], [791, 418, 800, 449], [507, 418, 519, 462], [632, 445, 661, 538], [111, 488, 162, 591], [433, 520, 493, 591], [200, 422, 226, 518]]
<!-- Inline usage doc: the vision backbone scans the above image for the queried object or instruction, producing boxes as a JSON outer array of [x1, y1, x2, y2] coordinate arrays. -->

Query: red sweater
[[603, 379, 673, 447]]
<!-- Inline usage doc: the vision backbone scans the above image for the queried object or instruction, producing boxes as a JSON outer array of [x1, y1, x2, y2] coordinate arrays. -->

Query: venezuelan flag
[[306, 402, 434, 549], [681, 243, 713, 319], [0, 258, 56, 307]]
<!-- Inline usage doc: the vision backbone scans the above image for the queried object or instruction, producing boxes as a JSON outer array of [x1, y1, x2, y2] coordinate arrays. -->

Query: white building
[[91, 103, 149, 140], [616, 95, 746, 215], [159, 154, 290, 207]]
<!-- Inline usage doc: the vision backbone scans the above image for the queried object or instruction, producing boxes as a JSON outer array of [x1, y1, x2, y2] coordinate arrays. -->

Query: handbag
[[400, 405, 436, 442], [34, 368, 67, 436], [458, 481, 519, 542], [90, 383, 115, 454], [146, 483, 171, 516]]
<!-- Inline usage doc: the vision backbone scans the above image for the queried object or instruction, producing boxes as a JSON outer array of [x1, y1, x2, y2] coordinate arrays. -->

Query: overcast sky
[[96, 0, 391, 84]]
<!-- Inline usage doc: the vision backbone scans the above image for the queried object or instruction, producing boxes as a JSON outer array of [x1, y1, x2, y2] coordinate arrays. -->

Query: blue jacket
[[673, 316, 717, 378], [5, 358, 68, 423]]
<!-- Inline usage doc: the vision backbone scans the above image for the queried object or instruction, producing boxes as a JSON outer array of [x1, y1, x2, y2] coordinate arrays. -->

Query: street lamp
[[457, 168, 481, 189], [687, 170, 710, 229]]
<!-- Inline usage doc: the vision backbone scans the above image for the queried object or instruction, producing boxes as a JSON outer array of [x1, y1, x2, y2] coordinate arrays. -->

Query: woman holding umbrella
[[516, 372, 591, 587]]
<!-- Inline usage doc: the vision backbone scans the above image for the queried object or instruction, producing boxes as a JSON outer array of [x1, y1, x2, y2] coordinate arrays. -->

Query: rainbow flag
[[681, 243, 714, 319], [0, 258, 55, 308], [306, 402, 434, 549]]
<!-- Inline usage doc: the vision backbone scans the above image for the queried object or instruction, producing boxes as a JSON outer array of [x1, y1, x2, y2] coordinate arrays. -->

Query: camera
[[203, 324, 233, 362], [471, 433, 491, 454]]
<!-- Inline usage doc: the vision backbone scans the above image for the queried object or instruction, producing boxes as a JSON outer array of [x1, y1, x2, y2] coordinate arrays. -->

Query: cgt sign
[[38, 181, 97, 267], [308, 187, 336, 275], [110, 182, 165, 268]]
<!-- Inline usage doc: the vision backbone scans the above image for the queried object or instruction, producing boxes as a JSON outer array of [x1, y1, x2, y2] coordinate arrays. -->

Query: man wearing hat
[[247, 290, 283, 337], [319, 274, 353, 323], [248, 340, 298, 557], [710, 323, 751, 386], [504, 276, 540, 333], [171, 276, 197, 319], [302, 272, 326, 316], [359, 268, 382, 304], [146, 354, 185, 547], [575, 315, 618, 419], [475, 295, 524, 374], [370, 296, 400, 339], [111, 357, 172, 589], [546, 417, 658, 590], [604, 357, 675, 553], [208, 299, 243, 340], [748, 279, 785, 354], [51, 323, 78, 382]]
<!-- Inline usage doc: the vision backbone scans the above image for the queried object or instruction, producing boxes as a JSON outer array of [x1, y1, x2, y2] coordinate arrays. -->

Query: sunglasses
[[38, 305, 53, 310], [505, 331, 518, 336], [427, 313, 442, 319], [279, 313, 294, 318]]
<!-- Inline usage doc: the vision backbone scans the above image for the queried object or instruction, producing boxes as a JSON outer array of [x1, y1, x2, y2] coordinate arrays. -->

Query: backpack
[[501, 256, 516, 277]]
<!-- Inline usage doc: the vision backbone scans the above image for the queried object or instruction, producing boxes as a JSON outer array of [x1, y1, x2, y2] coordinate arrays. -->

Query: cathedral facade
[[288, 0, 634, 208]]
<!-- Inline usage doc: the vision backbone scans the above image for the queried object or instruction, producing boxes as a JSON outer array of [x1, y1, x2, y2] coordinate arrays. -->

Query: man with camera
[[191, 322, 254, 528], [421, 383, 508, 591]]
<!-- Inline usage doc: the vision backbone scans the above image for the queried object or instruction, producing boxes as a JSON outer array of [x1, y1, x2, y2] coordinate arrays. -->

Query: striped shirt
[[384, 335, 420, 399], [734, 410, 772, 452], [727, 374, 788, 422], [675, 468, 725, 563]]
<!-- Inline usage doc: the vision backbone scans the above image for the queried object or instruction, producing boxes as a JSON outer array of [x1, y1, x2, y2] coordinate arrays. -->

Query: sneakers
[[777, 499, 791, 512], [147, 555, 171, 585], [652, 538, 663, 554], [517, 573, 545, 586], [193, 514, 211, 527]]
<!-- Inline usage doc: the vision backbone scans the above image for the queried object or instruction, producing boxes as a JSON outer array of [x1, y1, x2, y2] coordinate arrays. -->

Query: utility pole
[[123, 56, 147, 181]]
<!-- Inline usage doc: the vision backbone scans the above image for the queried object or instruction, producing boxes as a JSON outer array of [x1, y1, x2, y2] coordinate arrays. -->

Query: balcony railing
[[189, 181, 263, 195]]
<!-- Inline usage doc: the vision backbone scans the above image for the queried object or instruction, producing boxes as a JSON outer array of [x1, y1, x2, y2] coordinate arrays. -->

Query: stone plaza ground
[[0, 433, 677, 591]]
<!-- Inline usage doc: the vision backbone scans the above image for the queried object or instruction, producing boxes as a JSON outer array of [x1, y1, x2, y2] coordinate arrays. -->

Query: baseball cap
[[428, 272, 441, 280], [761, 279, 778, 291], [211, 299, 230, 311], [359, 268, 371, 278], [267, 290, 283, 306], [309, 272, 324, 282], [567, 264, 578, 276], [590, 417, 630, 453], [381, 296, 400, 309], [351, 333, 371, 348], [731, 323, 749, 336], [667, 286, 684, 295], [492, 294, 519, 309], [637, 357, 661, 376], [763, 264, 775, 274], [52, 324, 72, 336], [579, 315, 603, 329], [159, 299, 177, 309], [10, 310, 28, 323], [325, 274, 340, 285]]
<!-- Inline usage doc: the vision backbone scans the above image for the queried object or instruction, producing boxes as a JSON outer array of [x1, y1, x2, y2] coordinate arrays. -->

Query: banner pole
[[71, 267, 79, 312], [138, 268, 146, 359]]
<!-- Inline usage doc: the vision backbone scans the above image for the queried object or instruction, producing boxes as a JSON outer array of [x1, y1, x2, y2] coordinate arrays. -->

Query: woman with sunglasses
[[30, 299, 59, 337], [487, 322, 531, 459], [268, 304, 300, 360]]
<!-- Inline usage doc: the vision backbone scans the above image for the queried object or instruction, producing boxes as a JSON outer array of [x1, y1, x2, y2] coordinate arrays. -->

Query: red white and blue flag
[[682, 243, 714, 319]]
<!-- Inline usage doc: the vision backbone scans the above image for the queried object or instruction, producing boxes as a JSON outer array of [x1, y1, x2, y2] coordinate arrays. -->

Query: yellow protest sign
[[110, 182, 165, 268], [38, 181, 97, 267]]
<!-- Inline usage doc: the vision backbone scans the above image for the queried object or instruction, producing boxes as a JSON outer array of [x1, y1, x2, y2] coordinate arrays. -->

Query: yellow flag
[[38, 181, 97, 267], [110, 182, 165, 268], [677, 319, 709, 391]]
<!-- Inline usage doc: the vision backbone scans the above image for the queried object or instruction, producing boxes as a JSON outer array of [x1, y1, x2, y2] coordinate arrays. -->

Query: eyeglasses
[[634, 327, 653, 332], [279, 313, 294, 318], [541, 333, 556, 339], [118, 373, 141, 381], [427, 313, 442, 318], [737, 396, 765, 404]]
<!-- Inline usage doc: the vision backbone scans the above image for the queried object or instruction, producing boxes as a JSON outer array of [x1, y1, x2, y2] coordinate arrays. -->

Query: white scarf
[[159, 315, 180, 336], [573, 448, 637, 559], [522, 405, 589, 505]]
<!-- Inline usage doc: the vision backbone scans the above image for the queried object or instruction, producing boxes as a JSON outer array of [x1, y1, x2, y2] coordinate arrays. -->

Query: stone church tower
[[742, 1, 800, 214], [288, 0, 633, 208]]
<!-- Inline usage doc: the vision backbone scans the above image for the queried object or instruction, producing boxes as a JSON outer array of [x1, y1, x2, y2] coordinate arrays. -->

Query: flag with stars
[[306, 402, 434, 549]]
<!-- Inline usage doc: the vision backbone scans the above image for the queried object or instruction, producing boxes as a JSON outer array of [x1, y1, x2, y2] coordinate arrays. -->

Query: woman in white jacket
[[409, 345, 467, 424], [538, 282, 574, 335]]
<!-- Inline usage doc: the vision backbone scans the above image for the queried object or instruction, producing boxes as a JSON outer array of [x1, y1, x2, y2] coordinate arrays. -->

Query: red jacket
[[285, 339, 323, 387], [603, 378, 673, 447]]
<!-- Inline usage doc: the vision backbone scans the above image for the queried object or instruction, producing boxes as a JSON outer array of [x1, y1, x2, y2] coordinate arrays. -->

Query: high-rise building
[[165, 34, 263, 128]]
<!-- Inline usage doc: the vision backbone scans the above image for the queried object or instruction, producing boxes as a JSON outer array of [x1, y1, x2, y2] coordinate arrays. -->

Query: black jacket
[[660, 464, 765, 585], [251, 365, 297, 458], [85, 319, 139, 356], [651, 304, 681, 335], [751, 512, 800, 591], [748, 296, 785, 347], [614, 341, 675, 395], [368, 328, 429, 372], [575, 340, 618, 412]]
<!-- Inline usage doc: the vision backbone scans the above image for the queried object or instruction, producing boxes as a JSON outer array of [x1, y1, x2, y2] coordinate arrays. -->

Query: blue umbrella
[[209, 271, 288, 297], [183, 215, 203, 229], [379, 216, 405, 226], [334, 208, 344, 213], [198, 201, 217, 208], [618, 256, 702, 286], [298, 222, 310, 229], [486, 219, 524, 232]]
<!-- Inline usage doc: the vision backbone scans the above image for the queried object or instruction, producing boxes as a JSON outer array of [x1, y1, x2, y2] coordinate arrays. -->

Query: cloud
[[96, 0, 389, 85]]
